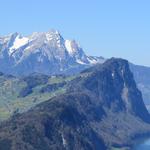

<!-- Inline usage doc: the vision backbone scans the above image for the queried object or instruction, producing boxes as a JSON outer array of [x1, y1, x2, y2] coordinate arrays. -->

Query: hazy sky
[[0, 0, 150, 66]]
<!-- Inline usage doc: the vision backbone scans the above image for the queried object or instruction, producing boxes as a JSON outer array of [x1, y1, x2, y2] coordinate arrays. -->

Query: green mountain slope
[[0, 73, 76, 121]]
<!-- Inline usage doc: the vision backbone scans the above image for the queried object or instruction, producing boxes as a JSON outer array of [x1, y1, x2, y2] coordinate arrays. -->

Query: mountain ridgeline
[[70, 59, 150, 122], [0, 58, 150, 150], [0, 30, 104, 76]]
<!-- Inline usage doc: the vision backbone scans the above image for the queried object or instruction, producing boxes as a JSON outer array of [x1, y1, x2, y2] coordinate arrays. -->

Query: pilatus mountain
[[0, 58, 150, 150], [0, 30, 104, 76]]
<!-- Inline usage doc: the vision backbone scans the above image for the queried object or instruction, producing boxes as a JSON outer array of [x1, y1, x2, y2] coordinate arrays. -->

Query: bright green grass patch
[[0, 75, 69, 121]]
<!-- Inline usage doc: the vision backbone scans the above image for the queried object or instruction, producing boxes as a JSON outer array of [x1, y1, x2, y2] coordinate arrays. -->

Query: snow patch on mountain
[[65, 40, 75, 54], [76, 59, 86, 64], [9, 35, 29, 54], [46, 33, 53, 41]]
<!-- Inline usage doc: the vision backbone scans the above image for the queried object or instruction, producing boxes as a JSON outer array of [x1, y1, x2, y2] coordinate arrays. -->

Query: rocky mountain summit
[[0, 58, 150, 150], [0, 30, 104, 76]]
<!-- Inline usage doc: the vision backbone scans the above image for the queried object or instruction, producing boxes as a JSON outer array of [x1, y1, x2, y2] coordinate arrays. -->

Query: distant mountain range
[[0, 30, 104, 76], [0, 58, 150, 150], [130, 64, 150, 105]]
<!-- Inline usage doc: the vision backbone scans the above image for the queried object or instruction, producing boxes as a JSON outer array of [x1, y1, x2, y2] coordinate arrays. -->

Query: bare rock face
[[0, 58, 150, 150]]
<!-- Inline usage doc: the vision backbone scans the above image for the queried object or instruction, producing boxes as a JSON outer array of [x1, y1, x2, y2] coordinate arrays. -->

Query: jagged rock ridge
[[0, 30, 104, 76]]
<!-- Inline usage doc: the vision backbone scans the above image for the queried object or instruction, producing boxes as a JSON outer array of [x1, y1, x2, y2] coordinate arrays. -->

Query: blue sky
[[0, 0, 150, 66]]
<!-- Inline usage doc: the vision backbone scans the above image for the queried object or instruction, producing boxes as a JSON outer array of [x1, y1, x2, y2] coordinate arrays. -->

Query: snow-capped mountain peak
[[0, 30, 104, 76]]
